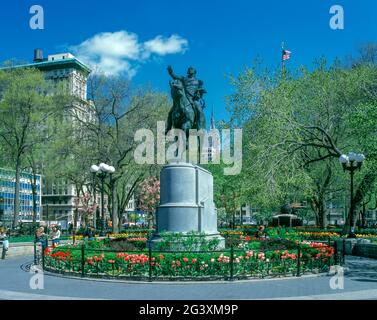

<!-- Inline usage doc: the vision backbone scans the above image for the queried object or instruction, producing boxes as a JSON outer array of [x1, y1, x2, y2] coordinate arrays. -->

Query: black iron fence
[[34, 240, 344, 282]]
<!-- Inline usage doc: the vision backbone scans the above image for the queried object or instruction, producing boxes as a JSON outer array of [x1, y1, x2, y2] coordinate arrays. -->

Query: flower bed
[[222, 226, 377, 242], [41, 240, 337, 281], [69, 231, 150, 241]]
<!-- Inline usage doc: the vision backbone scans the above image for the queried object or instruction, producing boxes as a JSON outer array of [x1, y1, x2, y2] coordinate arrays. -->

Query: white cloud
[[98, 56, 137, 78], [71, 30, 188, 77], [144, 34, 188, 56]]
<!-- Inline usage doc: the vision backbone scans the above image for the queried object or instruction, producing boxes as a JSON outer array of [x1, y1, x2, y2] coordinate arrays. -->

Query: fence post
[[296, 245, 301, 277], [33, 241, 37, 265], [342, 238, 346, 265], [1, 243, 5, 260], [230, 246, 234, 281], [148, 246, 152, 282], [41, 245, 45, 271], [334, 240, 338, 265], [81, 244, 85, 277]]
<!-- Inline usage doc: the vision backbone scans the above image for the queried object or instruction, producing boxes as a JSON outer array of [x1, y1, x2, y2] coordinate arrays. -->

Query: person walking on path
[[0, 227, 9, 259]]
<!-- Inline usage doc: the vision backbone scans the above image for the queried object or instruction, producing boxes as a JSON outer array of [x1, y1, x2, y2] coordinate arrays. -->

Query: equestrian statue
[[166, 65, 207, 137]]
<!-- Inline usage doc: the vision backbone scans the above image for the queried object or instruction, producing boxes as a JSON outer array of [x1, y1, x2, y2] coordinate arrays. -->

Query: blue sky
[[1, 0, 376, 123]]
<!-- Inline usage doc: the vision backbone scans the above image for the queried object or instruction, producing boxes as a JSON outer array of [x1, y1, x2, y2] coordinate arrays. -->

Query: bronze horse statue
[[166, 79, 196, 138]]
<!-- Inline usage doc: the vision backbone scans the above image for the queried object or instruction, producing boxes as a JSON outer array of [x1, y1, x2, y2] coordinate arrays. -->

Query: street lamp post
[[90, 167, 97, 229], [90, 163, 115, 237], [339, 152, 365, 238]]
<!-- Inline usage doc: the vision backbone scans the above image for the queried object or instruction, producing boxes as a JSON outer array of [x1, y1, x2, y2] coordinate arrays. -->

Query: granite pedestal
[[148, 162, 225, 249]]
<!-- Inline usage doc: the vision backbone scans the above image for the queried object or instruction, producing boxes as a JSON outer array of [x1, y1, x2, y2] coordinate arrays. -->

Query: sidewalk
[[1, 255, 377, 300]]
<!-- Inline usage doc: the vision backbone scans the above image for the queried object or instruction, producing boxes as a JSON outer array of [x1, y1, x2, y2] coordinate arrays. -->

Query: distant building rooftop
[[0, 49, 91, 74]]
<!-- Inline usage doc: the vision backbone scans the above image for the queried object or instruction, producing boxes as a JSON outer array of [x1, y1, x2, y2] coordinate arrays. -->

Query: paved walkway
[[1, 255, 377, 300]]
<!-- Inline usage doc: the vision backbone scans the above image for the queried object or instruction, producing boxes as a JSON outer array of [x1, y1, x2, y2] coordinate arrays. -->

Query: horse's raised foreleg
[[165, 108, 173, 134]]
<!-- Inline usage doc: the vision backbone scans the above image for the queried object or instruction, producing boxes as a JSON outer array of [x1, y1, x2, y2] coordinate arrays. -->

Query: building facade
[[33, 50, 94, 228], [0, 168, 42, 227], [1, 49, 136, 229]]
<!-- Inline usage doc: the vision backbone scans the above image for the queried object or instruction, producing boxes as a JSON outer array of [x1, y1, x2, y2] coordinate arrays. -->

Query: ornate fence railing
[[33, 239, 343, 282]]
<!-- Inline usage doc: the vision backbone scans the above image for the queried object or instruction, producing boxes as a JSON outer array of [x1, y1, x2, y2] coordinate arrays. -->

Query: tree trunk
[[310, 199, 320, 226], [342, 171, 377, 234], [117, 198, 125, 233], [13, 157, 21, 229], [342, 212, 350, 235], [74, 187, 81, 230], [318, 203, 328, 229], [353, 172, 376, 210], [112, 189, 119, 234], [84, 214, 89, 228], [74, 208, 78, 230], [118, 213, 123, 233], [361, 202, 366, 229]]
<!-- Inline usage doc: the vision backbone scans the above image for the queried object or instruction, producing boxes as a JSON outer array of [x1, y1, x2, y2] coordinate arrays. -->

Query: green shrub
[[152, 232, 221, 251]]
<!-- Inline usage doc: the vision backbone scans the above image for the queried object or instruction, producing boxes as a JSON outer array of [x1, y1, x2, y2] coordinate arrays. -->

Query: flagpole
[[281, 41, 285, 79]]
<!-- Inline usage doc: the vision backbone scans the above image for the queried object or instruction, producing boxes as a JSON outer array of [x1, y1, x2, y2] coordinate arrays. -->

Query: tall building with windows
[[0, 168, 42, 227], [30, 49, 94, 122], [31, 49, 94, 228], [1, 49, 94, 229]]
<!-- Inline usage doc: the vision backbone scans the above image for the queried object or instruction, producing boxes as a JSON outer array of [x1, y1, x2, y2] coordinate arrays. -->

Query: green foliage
[[17, 222, 40, 236], [225, 57, 377, 228], [259, 239, 299, 251], [108, 238, 147, 251], [0, 67, 70, 226], [152, 232, 221, 251]]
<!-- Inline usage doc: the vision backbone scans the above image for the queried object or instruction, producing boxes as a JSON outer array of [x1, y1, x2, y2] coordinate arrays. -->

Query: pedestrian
[[84, 226, 95, 241], [35, 226, 48, 249], [68, 222, 73, 235], [50, 225, 61, 247], [0, 227, 9, 259]]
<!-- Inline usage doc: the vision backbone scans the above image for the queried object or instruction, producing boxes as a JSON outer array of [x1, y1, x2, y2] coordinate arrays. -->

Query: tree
[[44, 110, 96, 229], [226, 59, 377, 230], [346, 42, 377, 67], [0, 67, 67, 228], [206, 160, 246, 227], [64, 74, 169, 233], [138, 177, 160, 228]]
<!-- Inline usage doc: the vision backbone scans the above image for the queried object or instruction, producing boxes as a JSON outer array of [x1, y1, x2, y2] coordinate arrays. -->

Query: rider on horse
[[167, 66, 207, 131]]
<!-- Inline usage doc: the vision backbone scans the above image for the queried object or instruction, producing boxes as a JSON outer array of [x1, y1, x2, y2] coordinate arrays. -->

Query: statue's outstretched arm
[[167, 65, 182, 80]]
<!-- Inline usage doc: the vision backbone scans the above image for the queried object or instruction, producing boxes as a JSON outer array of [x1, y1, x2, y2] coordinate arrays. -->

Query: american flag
[[282, 49, 291, 61]]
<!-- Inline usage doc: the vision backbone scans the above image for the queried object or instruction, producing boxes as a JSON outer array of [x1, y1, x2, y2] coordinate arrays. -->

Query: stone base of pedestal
[[148, 162, 225, 250]]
